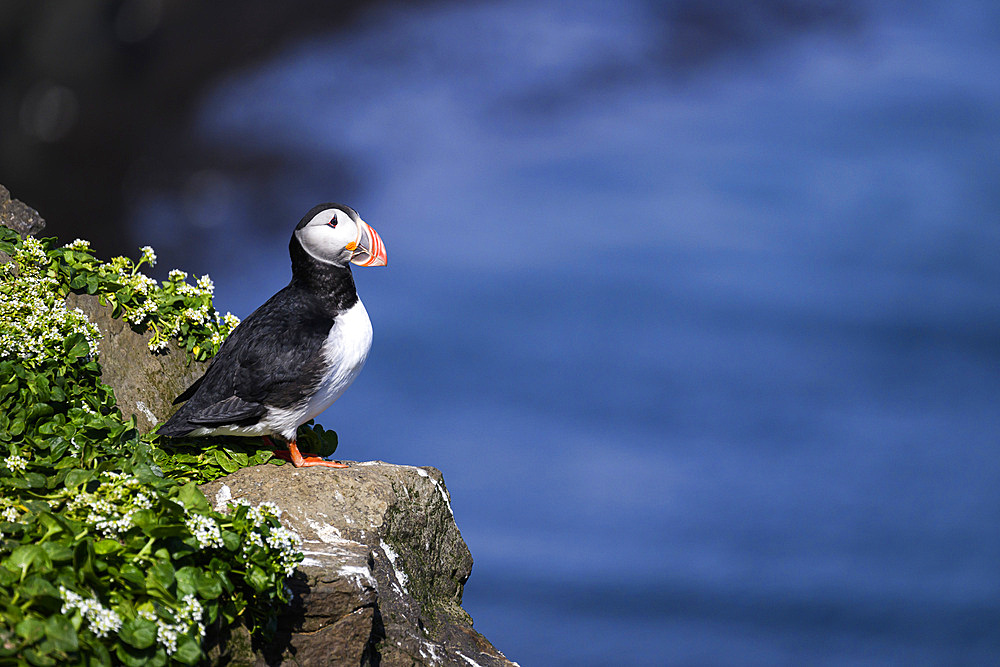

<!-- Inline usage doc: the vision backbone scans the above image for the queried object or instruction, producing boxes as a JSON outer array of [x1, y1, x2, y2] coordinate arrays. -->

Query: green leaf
[[175, 482, 209, 512], [195, 570, 222, 599], [172, 636, 203, 665], [15, 616, 45, 642], [64, 468, 94, 488], [73, 540, 99, 588], [119, 618, 156, 650], [247, 566, 269, 592], [63, 333, 91, 361], [27, 402, 54, 421], [24, 472, 46, 488], [8, 545, 52, 574], [21, 576, 59, 601], [40, 541, 73, 563], [145, 562, 175, 597], [130, 508, 157, 534], [214, 449, 238, 473], [94, 539, 123, 555], [115, 643, 156, 667], [119, 563, 145, 587], [43, 614, 78, 652], [174, 566, 198, 596], [221, 530, 240, 551], [22, 646, 57, 666]]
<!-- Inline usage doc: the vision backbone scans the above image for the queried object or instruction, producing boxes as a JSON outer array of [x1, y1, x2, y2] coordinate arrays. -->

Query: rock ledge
[[201, 463, 517, 667]]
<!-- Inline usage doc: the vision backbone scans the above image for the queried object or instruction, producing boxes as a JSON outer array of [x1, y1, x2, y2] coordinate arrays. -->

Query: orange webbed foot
[[265, 437, 348, 468]]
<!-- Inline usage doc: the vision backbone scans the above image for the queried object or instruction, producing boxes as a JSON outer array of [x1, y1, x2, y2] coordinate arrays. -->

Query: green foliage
[[0, 228, 326, 665], [153, 424, 337, 484]]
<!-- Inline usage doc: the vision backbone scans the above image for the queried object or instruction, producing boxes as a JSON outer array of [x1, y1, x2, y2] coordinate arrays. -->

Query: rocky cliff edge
[[1, 185, 517, 667]]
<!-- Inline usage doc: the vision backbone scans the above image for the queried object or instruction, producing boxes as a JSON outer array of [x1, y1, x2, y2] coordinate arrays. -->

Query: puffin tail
[[156, 418, 193, 438]]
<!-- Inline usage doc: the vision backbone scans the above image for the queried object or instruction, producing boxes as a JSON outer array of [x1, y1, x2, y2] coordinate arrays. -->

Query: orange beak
[[349, 220, 387, 267]]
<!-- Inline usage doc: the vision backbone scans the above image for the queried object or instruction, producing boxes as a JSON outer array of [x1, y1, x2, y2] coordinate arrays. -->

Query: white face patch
[[295, 207, 363, 266]]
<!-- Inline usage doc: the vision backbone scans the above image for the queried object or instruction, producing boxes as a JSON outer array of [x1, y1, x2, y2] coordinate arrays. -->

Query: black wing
[[162, 285, 332, 431]]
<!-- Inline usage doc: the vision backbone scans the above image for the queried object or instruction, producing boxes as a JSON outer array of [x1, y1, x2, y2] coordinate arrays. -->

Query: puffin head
[[293, 203, 387, 268]]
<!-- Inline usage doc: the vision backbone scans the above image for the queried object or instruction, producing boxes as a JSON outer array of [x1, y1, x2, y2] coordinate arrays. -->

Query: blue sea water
[[134, 1, 1000, 664]]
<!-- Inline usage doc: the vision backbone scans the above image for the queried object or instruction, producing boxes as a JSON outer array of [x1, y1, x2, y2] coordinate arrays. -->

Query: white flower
[[265, 526, 303, 576], [20, 236, 47, 263], [196, 274, 214, 295], [139, 246, 157, 266], [243, 530, 264, 553], [245, 501, 282, 527], [63, 472, 154, 538], [185, 513, 223, 549], [127, 298, 158, 325], [222, 312, 241, 328], [3, 455, 27, 472], [182, 306, 209, 324], [0, 241, 102, 363], [59, 586, 122, 638], [1, 507, 18, 522], [63, 239, 91, 250], [86, 604, 123, 638], [157, 620, 180, 655], [149, 594, 205, 655], [133, 273, 157, 296], [167, 269, 188, 282]]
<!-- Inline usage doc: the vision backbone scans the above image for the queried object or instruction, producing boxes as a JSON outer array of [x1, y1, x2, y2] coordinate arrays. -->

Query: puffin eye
[[327, 213, 338, 228]]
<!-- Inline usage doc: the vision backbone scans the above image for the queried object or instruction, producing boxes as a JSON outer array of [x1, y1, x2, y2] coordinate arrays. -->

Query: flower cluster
[[138, 595, 205, 656], [49, 235, 239, 359], [3, 455, 27, 472], [139, 246, 157, 266], [229, 500, 302, 576], [127, 298, 158, 325], [63, 238, 91, 251], [266, 526, 303, 576], [59, 586, 123, 639], [0, 236, 101, 362], [0, 229, 302, 664], [64, 472, 155, 538], [185, 513, 223, 549], [141, 264, 238, 355]]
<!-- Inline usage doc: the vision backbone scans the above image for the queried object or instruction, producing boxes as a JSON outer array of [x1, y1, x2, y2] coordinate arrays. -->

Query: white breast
[[258, 299, 373, 440], [303, 299, 374, 421]]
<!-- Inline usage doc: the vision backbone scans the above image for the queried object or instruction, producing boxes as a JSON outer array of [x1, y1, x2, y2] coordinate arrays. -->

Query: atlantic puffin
[[157, 203, 387, 467]]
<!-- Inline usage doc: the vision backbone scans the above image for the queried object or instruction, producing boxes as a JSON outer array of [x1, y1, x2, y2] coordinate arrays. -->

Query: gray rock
[[0, 184, 46, 265], [201, 463, 518, 667], [0, 184, 45, 238], [64, 292, 208, 432]]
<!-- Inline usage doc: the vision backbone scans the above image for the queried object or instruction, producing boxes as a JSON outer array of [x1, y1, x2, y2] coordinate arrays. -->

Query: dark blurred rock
[[0, 184, 44, 237], [201, 463, 518, 667]]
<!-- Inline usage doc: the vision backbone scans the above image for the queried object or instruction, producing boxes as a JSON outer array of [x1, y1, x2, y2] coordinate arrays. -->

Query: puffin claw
[[265, 437, 348, 468]]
